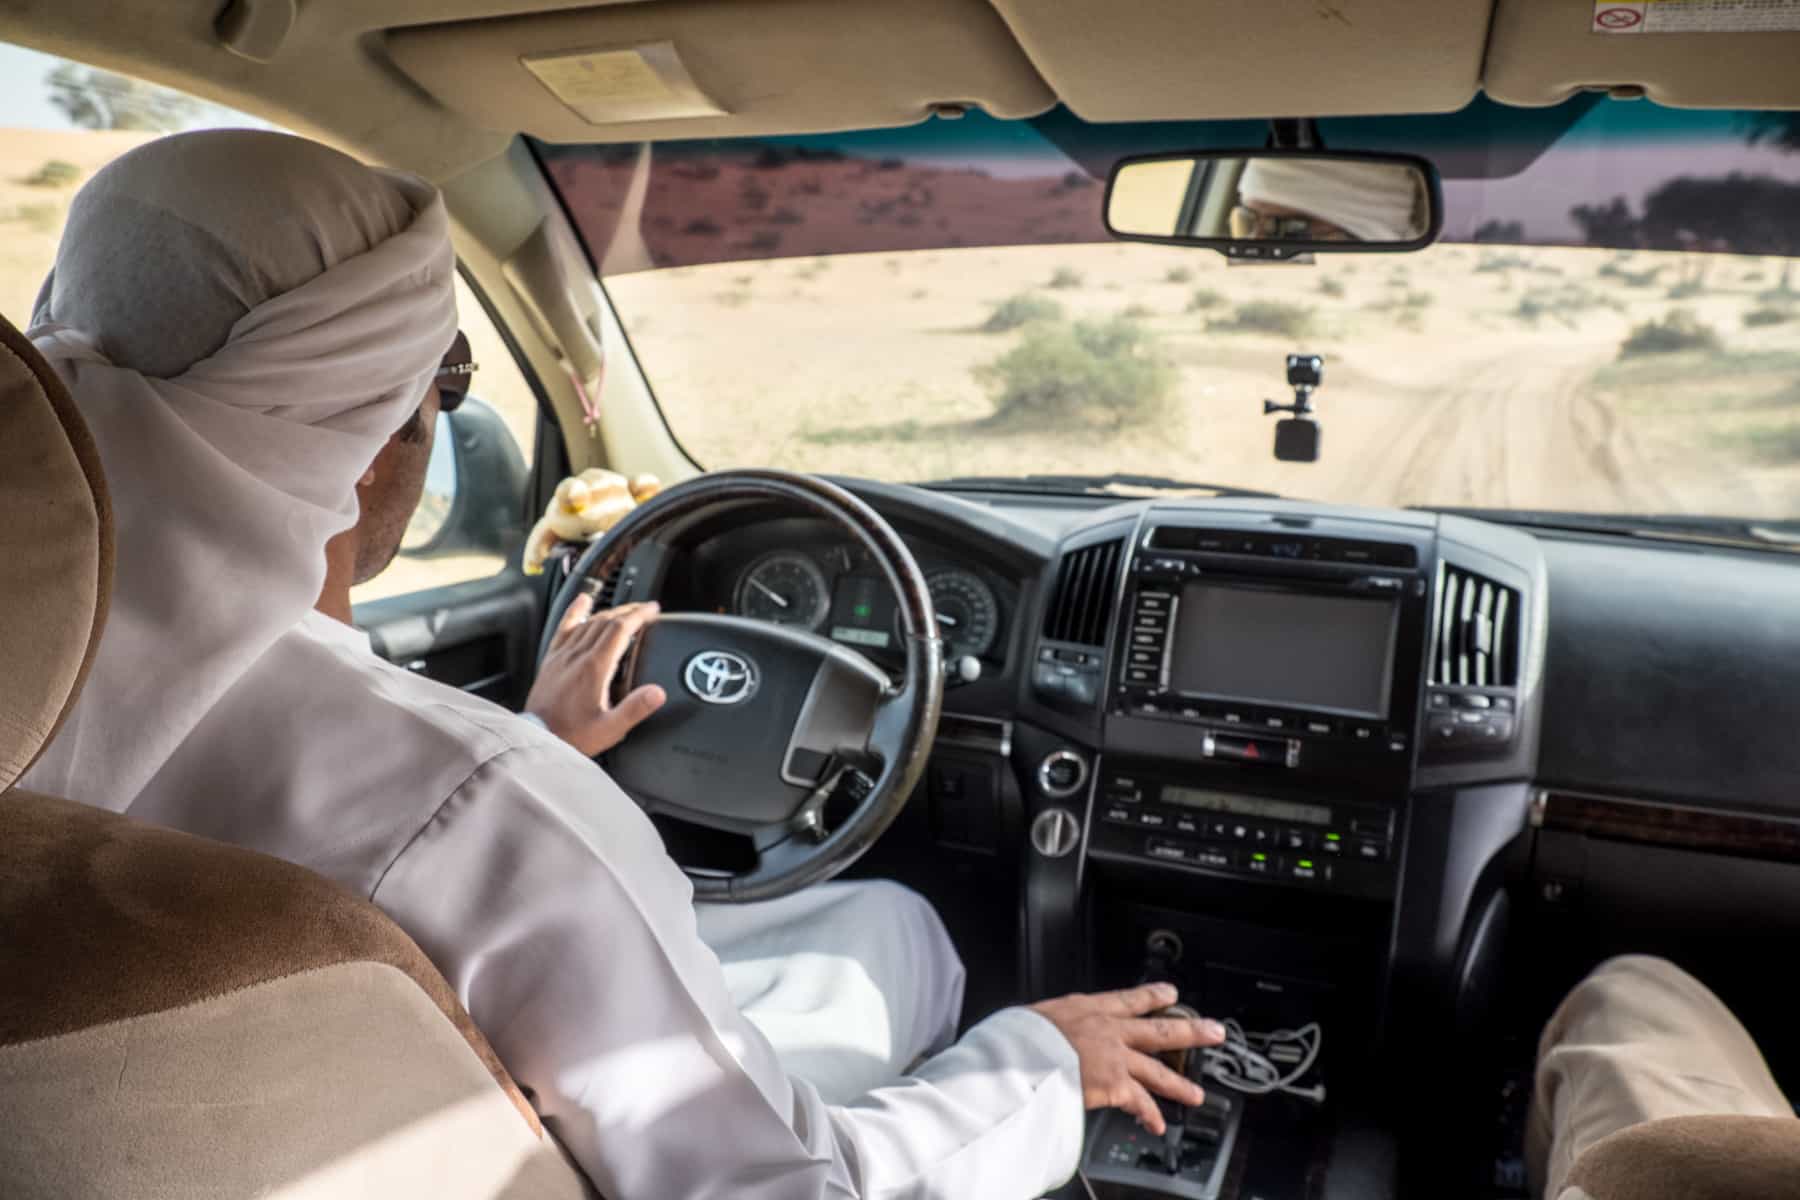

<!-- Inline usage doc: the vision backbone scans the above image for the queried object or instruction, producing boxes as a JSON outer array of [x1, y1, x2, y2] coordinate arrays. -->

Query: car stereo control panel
[[1093, 507, 1439, 897]]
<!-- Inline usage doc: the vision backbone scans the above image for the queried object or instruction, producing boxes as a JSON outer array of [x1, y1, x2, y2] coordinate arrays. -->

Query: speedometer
[[735, 552, 831, 630], [923, 568, 999, 659]]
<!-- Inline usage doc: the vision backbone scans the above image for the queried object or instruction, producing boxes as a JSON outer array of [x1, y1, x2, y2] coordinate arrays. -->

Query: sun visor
[[385, 0, 1055, 144], [1486, 0, 1800, 108], [985, 0, 1487, 121]]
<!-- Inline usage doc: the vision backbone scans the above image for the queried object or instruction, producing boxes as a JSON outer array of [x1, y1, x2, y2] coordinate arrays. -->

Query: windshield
[[538, 98, 1800, 522]]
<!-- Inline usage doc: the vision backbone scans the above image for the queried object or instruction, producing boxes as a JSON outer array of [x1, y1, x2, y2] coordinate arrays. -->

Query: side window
[[349, 275, 541, 603]]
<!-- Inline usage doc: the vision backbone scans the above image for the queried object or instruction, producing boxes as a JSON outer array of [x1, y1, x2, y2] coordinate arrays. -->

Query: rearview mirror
[[1105, 151, 1440, 259]]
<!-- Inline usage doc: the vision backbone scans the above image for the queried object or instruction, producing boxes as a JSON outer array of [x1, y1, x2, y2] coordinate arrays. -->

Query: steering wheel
[[539, 470, 944, 902]]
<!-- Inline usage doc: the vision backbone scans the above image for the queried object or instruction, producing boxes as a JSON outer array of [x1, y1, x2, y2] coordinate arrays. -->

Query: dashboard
[[611, 476, 1800, 1197]]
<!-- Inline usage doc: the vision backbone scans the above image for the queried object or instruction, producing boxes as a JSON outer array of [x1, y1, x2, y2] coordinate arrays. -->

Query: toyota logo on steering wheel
[[683, 650, 759, 705]]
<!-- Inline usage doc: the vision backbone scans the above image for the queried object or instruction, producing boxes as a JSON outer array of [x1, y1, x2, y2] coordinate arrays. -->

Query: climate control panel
[[1085, 760, 1399, 900]]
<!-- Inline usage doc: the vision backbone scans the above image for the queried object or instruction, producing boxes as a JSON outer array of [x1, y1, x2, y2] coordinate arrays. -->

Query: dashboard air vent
[[1432, 565, 1520, 688], [1043, 539, 1123, 647]]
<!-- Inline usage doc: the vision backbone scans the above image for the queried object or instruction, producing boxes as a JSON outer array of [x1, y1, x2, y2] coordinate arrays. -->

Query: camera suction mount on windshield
[[1264, 354, 1322, 462]]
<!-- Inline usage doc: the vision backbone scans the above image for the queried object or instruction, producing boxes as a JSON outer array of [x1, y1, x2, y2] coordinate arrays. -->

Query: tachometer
[[735, 552, 831, 630], [924, 568, 999, 659]]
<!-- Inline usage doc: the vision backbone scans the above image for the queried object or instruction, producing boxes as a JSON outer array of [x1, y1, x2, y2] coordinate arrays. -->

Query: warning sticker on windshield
[[1593, 0, 1800, 33]]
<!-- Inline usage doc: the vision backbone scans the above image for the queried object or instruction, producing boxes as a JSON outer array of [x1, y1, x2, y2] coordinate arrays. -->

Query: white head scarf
[[1238, 158, 1423, 242], [21, 130, 457, 812]]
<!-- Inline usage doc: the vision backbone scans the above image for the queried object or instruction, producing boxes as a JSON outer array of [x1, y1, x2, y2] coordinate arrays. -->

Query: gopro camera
[[1286, 354, 1323, 389]]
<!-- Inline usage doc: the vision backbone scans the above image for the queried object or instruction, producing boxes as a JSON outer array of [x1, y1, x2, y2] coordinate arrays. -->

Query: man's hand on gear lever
[[527, 595, 667, 757], [1030, 983, 1226, 1136]]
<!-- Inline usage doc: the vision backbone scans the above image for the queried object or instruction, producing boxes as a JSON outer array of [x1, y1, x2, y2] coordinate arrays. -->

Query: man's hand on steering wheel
[[526, 595, 667, 757]]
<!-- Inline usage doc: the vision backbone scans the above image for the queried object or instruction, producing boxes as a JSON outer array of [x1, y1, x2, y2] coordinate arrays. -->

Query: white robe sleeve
[[370, 740, 1085, 1200]]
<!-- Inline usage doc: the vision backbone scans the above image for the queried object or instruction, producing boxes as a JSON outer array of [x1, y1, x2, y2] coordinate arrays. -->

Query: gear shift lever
[[1151, 1003, 1202, 1174]]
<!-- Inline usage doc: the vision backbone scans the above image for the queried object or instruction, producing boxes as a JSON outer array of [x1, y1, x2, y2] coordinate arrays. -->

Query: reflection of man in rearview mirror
[[1231, 159, 1424, 242]]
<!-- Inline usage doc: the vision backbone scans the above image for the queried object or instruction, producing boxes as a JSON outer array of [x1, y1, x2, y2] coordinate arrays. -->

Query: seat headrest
[[0, 314, 112, 791]]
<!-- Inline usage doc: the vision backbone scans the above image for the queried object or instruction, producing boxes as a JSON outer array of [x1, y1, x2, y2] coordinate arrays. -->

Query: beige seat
[[0, 313, 590, 1200]]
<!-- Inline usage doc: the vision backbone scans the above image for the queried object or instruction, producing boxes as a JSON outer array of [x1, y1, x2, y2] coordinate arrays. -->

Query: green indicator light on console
[[1325, 833, 1341, 841], [1298, 859, 1314, 869], [854, 603, 872, 618], [1252, 853, 1267, 862]]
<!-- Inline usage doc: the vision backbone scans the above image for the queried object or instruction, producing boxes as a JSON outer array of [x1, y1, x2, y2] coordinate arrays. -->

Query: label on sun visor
[[1592, 0, 1800, 33], [522, 43, 727, 124]]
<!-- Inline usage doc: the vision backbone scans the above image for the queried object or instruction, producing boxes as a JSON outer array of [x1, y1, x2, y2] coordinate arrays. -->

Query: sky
[[0, 43, 81, 128]]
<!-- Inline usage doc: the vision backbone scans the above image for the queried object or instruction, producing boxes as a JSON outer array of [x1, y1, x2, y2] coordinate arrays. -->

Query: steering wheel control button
[[1037, 750, 1089, 799], [1030, 808, 1082, 859], [785, 747, 831, 784], [682, 650, 759, 705]]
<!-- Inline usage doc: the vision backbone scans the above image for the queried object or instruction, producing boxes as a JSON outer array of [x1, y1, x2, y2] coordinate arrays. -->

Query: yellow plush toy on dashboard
[[522, 469, 663, 576]]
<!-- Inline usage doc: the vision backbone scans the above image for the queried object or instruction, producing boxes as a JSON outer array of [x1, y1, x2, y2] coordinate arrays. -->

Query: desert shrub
[[1597, 262, 1664, 287], [1048, 265, 1084, 290], [1475, 252, 1533, 274], [1744, 307, 1793, 328], [1514, 284, 1610, 327], [9, 203, 60, 234], [1619, 310, 1723, 358], [1666, 279, 1705, 300], [715, 290, 752, 308], [1164, 266, 1193, 284], [982, 292, 1064, 333], [977, 315, 1175, 429], [1318, 277, 1346, 298], [22, 159, 80, 188], [1122, 303, 1155, 319], [1187, 288, 1225, 312], [1209, 300, 1314, 338]]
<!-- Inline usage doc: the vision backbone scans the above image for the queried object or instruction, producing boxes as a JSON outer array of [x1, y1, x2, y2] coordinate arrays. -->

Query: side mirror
[[401, 396, 530, 560], [1105, 150, 1441, 260]]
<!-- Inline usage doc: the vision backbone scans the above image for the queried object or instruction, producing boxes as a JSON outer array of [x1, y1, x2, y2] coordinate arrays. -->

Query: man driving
[[19, 129, 1226, 1198]]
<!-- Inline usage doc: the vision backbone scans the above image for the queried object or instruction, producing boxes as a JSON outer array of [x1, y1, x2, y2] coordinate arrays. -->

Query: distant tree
[[1641, 174, 1800, 257], [1569, 197, 1640, 248], [1472, 219, 1524, 243], [45, 63, 203, 132]]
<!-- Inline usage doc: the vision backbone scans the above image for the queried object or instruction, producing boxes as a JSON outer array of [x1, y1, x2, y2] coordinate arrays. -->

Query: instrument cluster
[[729, 544, 1003, 662]]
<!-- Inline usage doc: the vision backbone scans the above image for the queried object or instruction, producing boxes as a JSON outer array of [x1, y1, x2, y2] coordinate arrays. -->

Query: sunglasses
[[434, 330, 478, 413], [1226, 204, 1327, 241]]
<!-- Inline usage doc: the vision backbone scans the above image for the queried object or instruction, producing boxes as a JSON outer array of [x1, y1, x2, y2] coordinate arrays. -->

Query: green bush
[[1597, 262, 1664, 288], [22, 159, 80, 188], [1318, 277, 1346, 298], [8, 203, 60, 234], [1186, 287, 1225, 312], [1048, 266, 1084, 290], [1209, 300, 1314, 338], [1743, 307, 1792, 328], [1619, 310, 1722, 358], [976, 315, 1175, 429], [1475, 252, 1533, 274], [1164, 267, 1193, 284], [1514, 284, 1610, 327], [982, 292, 1064, 333], [1666, 279, 1705, 300]]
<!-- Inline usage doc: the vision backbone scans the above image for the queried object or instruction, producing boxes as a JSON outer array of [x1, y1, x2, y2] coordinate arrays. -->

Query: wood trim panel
[[1536, 790, 1800, 866]]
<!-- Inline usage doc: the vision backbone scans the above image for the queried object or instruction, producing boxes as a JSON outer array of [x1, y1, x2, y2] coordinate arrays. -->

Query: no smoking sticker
[[1593, 0, 1800, 33]]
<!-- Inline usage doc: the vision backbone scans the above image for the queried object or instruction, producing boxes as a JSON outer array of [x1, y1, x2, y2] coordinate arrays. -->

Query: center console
[[1089, 515, 1436, 901], [1017, 500, 1545, 1199]]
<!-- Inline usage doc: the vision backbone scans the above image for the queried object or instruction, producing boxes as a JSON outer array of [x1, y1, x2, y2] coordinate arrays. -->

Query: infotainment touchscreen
[[1168, 583, 1398, 718]]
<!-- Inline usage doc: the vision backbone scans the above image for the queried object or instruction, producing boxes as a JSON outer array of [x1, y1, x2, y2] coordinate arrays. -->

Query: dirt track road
[[1332, 347, 1674, 514]]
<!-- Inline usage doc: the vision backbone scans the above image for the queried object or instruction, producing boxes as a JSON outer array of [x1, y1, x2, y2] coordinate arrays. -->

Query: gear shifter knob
[[1151, 1002, 1203, 1078]]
